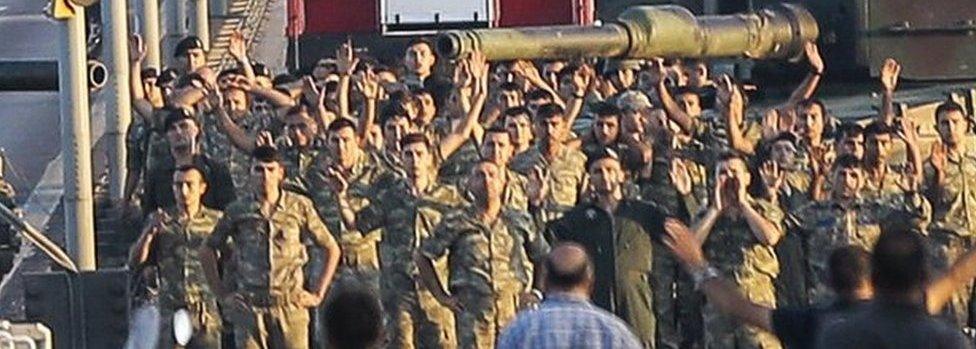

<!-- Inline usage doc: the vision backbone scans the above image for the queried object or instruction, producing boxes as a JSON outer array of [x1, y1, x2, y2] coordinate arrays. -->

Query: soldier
[[546, 150, 669, 348], [924, 101, 976, 327], [415, 160, 550, 349], [862, 118, 923, 198], [836, 123, 866, 161], [790, 154, 930, 305], [581, 102, 622, 159], [334, 133, 462, 348], [129, 166, 223, 348], [202, 82, 271, 191], [504, 107, 535, 158], [200, 146, 341, 349], [479, 126, 536, 210], [692, 152, 784, 349], [510, 103, 587, 221]]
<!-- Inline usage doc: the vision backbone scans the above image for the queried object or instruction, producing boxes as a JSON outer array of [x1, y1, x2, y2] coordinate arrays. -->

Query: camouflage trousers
[[651, 253, 702, 349], [382, 273, 456, 349], [453, 289, 521, 349], [157, 299, 222, 349], [929, 229, 976, 328], [704, 274, 781, 349], [226, 301, 310, 349], [775, 234, 808, 307]]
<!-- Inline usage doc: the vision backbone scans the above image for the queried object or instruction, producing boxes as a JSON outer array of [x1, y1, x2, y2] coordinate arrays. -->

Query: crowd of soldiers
[[118, 27, 976, 349]]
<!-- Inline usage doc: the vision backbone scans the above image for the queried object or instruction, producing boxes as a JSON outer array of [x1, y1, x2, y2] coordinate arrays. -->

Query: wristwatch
[[691, 265, 720, 289]]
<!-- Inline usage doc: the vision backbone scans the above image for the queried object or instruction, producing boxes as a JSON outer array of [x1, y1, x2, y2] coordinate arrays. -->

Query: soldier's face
[[499, 90, 522, 109], [166, 118, 200, 154], [716, 158, 751, 187], [284, 114, 316, 148], [250, 160, 284, 191], [180, 49, 207, 73], [588, 158, 624, 195], [505, 114, 533, 148], [328, 127, 360, 166], [593, 116, 620, 146], [481, 132, 513, 166], [224, 88, 249, 116], [536, 116, 566, 143], [172, 169, 207, 207], [401, 142, 433, 178], [677, 93, 701, 118], [865, 133, 892, 162], [383, 116, 412, 152], [798, 105, 824, 141], [832, 166, 863, 199], [468, 162, 505, 202], [416, 93, 437, 123], [527, 98, 551, 116], [404, 43, 436, 76], [770, 140, 797, 168], [937, 110, 968, 146], [621, 110, 645, 141], [840, 134, 865, 160]]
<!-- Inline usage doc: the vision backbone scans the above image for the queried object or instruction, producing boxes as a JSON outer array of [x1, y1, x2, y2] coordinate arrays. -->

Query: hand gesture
[[810, 145, 834, 179], [762, 109, 781, 140], [129, 34, 146, 63], [256, 131, 275, 148], [452, 58, 474, 89], [571, 65, 593, 96], [880, 58, 901, 93], [670, 160, 693, 195], [324, 166, 349, 195], [760, 161, 785, 196], [805, 42, 824, 74], [512, 60, 543, 83], [896, 116, 919, 146], [896, 164, 920, 193], [146, 209, 169, 236], [930, 141, 947, 173], [297, 290, 324, 308], [712, 175, 727, 212], [335, 40, 359, 76], [648, 58, 667, 86], [355, 69, 382, 100], [205, 86, 225, 112], [527, 166, 550, 207], [228, 30, 248, 61], [663, 218, 707, 270]]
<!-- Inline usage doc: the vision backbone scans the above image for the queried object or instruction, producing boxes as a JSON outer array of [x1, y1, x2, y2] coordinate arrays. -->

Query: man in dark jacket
[[547, 149, 668, 348]]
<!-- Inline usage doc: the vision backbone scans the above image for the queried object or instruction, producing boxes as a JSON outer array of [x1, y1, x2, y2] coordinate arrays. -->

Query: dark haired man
[[789, 154, 930, 305], [201, 146, 341, 349], [323, 286, 385, 349]]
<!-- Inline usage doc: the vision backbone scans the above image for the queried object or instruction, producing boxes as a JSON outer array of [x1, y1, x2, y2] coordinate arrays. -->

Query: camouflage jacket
[[200, 111, 271, 190], [924, 153, 976, 237], [148, 206, 222, 307], [420, 205, 549, 295], [357, 178, 463, 277], [509, 145, 588, 216], [641, 156, 706, 219], [700, 198, 785, 294], [788, 193, 930, 303], [279, 139, 327, 190], [206, 191, 336, 299]]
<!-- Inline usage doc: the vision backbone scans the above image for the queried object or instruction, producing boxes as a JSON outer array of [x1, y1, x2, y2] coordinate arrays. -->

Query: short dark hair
[[174, 164, 206, 182], [770, 132, 798, 146], [218, 68, 244, 80], [837, 123, 865, 139], [252, 146, 281, 164], [503, 106, 531, 120], [525, 89, 554, 102], [379, 104, 410, 127], [827, 246, 871, 295], [406, 38, 435, 52], [399, 133, 429, 149], [797, 98, 826, 114], [872, 227, 929, 293], [673, 86, 702, 98], [499, 82, 522, 93], [272, 73, 299, 87], [586, 148, 620, 171], [864, 121, 896, 137], [173, 36, 205, 58], [833, 154, 862, 171], [324, 286, 384, 349], [327, 118, 357, 134], [717, 151, 747, 166], [251, 62, 271, 78], [163, 107, 197, 131], [534, 103, 564, 122], [284, 105, 310, 118], [935, 101, 967, 122], [592, 102, 621, 119], [484, 126, 510, 138]]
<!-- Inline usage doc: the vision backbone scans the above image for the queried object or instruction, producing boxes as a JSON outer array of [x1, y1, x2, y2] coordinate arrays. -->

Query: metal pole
[[142, 0, 162, 68], [102, 0, 132, 202], [194, 0, 210, 50], [59, 11, 97, 271]]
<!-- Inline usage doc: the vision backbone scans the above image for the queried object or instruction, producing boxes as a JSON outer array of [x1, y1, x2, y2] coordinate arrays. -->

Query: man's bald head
[[545, 243, 595, 293]]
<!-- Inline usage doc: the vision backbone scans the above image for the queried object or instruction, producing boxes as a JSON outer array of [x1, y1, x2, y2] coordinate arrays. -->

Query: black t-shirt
[[141, 155, 236, 216], [772, 300, 867, 349]]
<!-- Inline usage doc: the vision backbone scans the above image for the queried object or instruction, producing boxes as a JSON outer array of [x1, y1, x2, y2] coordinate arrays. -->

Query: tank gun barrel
[[436, 4, 818, 61]]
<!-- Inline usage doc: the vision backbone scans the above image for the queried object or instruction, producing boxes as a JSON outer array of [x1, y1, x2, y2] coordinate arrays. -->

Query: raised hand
[[228, 30, 248, 61], [256, 131, 275, 148], [335, 40, 359, 76], [896, 164, 920, 193], [129, 34, 146, 63], [355, 69, 382, 100], [712, 175, 727, 212], [896, 116, 919, 145], [760, 160, 785, 196], [670, 160, 693, 195], [930, 141, 947, 173], [810, 144, 834, 179], [324, 166, 349, 195], [663, 218, 707, 269], [571, 64, 593, 96], [805, 41, 824, 74], [880, 58, 901, 93], [527, 166, 550, 207]]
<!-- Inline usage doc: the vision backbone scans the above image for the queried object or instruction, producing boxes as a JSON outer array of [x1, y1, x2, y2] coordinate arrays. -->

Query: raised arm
[[652, 59, 696, 134], [354, 70, 382, 146], [563, 64, 593, 128], [335, 41, 359, 120], [879, 58, 901, 126], [439, 52, 489, 159], [781, 42, 824, 108], [692, 177, 725, 244], [127, 211, 165, 269], [228, 31, 257, 83], [718, 75, 755, 155], [128, 34, 155, 119]]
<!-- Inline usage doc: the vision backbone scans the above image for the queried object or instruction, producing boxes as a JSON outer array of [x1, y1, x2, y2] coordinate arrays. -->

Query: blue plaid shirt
[[497, 293, 642, 349]]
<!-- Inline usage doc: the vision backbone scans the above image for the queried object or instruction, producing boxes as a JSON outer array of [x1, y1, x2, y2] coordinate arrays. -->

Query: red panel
[[498, 0, 593, 27], [305, 0, 379, 34]]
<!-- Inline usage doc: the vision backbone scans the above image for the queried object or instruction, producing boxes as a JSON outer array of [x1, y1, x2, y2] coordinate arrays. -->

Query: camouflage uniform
[[420, 206, 550, 349], [206, 191, 338, 349], [200, 111, 271, 190], [357, 178, 464, 348], [773, 168, 813, 308], [925, 153, 976, 327], [788, 193, 930, 305], [863, 163, 910, 198], [640, 157, 706, 349], [700, 198, 784, 349], [146, 207, 224, 349], [279, 139, 326, 191], [509, 145, 588, 222]]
